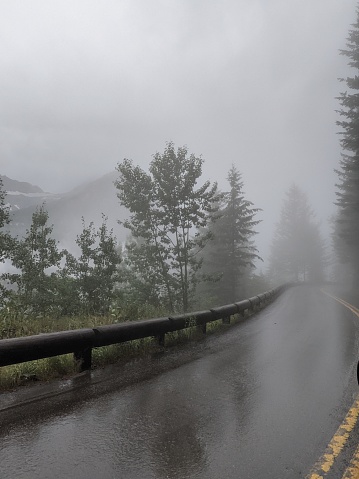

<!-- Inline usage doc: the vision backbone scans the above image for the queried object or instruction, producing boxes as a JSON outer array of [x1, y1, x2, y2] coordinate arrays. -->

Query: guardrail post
[[197, 323, 206, 334], [156, 333, 165, 347], [222, 316, 230, 325], [74, 347, 92, 372]]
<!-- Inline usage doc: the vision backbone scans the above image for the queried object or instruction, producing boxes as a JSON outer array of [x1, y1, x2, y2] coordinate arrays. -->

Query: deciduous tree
[[66, 216, 122, 314], [7, 204, 64, 314], [116, 142, 220, 312]]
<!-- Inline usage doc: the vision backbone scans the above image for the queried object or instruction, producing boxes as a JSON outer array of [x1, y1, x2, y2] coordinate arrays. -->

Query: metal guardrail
[[0, 285, 288, 371]]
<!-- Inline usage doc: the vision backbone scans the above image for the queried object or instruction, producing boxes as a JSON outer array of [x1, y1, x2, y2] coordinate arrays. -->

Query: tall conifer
[[200, 165, 261, 304], [335, 5, 359, 289]]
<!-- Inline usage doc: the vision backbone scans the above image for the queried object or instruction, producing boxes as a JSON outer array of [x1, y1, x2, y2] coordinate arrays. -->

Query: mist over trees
[[334, 5, 359, 290], [198, 165, 261, 304], [0, 142, 270, 317], [268, 185, 325, 284], [6, 116, 357, 318]]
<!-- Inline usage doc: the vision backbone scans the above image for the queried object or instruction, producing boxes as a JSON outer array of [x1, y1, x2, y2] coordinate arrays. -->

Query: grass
[[0, 302, 171, 340], [0, 307, 254, 392], [0, 354, 76, 391]]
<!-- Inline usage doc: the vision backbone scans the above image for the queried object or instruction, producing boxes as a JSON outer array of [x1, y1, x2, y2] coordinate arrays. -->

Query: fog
[[1, 0, 357, 262]]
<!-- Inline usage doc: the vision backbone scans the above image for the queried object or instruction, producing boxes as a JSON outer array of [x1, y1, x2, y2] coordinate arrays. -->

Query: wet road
[[1, 285, 358, 478]]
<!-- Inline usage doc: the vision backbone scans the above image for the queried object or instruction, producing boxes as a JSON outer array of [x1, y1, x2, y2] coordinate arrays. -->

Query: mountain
[[3, 171, 129, 252], [1, 175, 59, 212]]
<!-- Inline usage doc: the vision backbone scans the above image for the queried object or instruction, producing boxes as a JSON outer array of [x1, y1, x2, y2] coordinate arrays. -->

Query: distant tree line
[[0, 143, 263, 317]]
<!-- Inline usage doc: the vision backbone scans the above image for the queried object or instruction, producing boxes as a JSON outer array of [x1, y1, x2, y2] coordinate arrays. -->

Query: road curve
[[1, 285, 358, 478]]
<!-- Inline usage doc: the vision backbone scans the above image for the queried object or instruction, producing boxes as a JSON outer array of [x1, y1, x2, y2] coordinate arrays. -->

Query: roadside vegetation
[[0, 143, 268, 391], [0, 309, 249, 391], [0, 144, 264, 318], [0, 141, 332, 392]]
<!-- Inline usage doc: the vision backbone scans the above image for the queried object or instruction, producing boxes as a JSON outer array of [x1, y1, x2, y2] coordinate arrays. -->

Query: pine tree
[[199, 165, 261, 304], [269, 185, 325, 284], [335, 5, 359, 289], [0, 178, 12, 306], [0, 177, 10, 261], [116, 142, 220, 312]]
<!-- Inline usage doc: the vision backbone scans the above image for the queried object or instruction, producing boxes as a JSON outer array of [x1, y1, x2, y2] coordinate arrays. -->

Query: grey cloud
[[0, 0, 357, 260]]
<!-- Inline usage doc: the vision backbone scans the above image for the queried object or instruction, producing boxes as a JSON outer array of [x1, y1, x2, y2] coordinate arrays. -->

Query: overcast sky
[[1, 0, 357, 260]]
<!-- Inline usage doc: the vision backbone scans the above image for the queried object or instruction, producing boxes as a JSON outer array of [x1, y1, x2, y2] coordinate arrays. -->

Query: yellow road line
[[306, 291, 359, 479], [320, 290, 359, 317], [341, 444, 359, 479], [306, 396, 359, 479]]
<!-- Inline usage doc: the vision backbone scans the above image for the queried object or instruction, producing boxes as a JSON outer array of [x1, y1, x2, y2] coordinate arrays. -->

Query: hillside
[[3, 171, 129, 251], [1, 175, 59, 212]]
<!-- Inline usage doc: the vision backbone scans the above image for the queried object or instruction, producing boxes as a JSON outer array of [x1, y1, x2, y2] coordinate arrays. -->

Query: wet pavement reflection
[[0, 286, 358, 478]]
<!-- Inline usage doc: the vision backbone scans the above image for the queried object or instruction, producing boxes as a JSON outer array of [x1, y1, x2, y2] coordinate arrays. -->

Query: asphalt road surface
[[1, 284, 359, 478]]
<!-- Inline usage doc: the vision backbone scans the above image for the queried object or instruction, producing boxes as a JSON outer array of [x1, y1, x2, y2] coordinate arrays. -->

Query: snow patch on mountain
[[6, 191, 56, 198]]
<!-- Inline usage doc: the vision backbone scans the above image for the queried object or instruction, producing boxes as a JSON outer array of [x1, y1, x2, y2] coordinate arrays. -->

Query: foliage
[[120, 235, 166, 309], [0, 298, 259, 392], [268, 185, 325, 283], [6, 204, 65, 314], [116, 142, 221, 312], [65, 216, 122, 315], [335, 5, 359, 289], [0, 177, 12, 306], [198, 165, 261, 304], [0, 177, 10, 257]]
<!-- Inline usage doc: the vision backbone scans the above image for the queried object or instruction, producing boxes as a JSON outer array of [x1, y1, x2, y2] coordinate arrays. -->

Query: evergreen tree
[[0, 178, 12, 306], [7, 204, 65, 314], [268, 185, 325, 284], [0, 177, 10, 261], [199, 165, 261, 304], [116, 142, 220, 312], [335, 5, 359, 289]]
